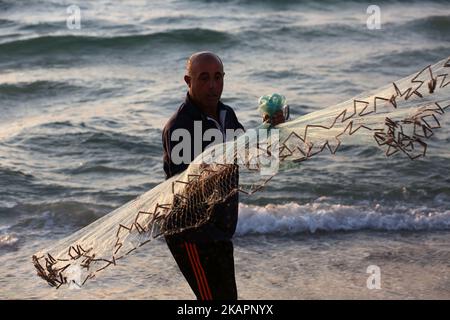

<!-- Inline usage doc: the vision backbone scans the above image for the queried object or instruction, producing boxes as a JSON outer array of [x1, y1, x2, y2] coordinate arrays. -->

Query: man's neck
[[189, 95, 219, 121]]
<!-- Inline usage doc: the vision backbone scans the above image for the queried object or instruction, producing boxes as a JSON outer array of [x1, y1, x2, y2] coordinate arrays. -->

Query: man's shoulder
[[163, 99, 242, 134], [163, 102, 196, 133]]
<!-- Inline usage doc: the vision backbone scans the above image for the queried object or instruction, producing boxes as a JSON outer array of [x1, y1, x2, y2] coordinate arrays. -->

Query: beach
[[0, 0, 449, 299]]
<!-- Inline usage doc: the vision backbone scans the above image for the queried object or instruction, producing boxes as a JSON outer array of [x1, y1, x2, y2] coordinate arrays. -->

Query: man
[[162, 52, 284, 300]]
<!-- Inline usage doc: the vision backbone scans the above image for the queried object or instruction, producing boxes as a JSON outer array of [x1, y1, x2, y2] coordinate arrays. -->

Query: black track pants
[[165, 237, 238, 300]]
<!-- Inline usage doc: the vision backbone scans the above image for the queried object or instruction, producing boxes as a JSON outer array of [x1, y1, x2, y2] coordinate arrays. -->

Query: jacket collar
[[184, 93, 226, 121]]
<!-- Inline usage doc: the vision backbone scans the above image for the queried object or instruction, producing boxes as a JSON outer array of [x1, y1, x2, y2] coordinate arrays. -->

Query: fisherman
[[162, 51, 284, 300]]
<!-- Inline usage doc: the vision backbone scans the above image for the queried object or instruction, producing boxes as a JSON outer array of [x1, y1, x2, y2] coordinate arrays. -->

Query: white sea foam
[[236, 202, 450, 235], [0, 233, 18, 247]]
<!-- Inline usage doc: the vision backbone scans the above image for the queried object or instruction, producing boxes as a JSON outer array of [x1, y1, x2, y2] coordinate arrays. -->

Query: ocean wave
[[346, 47, 450, 75], [195, 0, 448, 7], [2, 198, 449, 242], [0, 81, 85, 98], [253, 15, 449, 48], [402, 15, 450, 36], [236, 202, 450, 235], [0, 166, 35, 182], [70, 164, 142, 175], [0, 233, 19, 249], [249, 69, 310, 81], [4, 201, 111, 232], [0, 28, 235, 56], [0, 18, 15, 27], [0, 1, 12, 11], [17, 21, 62, 33], [280, 23, 372, 39], [9, 121, 162, 157], [239, 23, 374, 47]]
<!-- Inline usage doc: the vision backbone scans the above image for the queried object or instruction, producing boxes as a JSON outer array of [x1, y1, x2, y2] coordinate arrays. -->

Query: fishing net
[[32, 56, 450, 288]]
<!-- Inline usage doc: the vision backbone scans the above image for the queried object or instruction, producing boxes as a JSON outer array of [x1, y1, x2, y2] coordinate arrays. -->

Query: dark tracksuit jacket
[[162, 94, 244, 300], [162, 93, 245, 242]]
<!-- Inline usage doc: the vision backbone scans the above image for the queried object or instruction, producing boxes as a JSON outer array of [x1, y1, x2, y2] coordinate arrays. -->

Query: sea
[[0, 0, 449, 299]]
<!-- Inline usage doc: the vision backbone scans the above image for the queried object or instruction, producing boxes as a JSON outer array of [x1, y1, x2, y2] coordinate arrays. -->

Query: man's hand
[[263, 110, 285, 126]]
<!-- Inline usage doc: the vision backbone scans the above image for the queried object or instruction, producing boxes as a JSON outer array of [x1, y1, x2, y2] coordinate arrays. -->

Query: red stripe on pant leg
[[187, 243, 211, 300], [191, 243, 213, 300], [184, 242, 206, 300]]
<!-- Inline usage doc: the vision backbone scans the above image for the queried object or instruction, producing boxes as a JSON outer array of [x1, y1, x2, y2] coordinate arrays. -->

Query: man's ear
[[184, 75, 191, 87]]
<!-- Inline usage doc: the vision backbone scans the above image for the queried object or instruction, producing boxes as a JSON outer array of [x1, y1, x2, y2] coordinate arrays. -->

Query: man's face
[[185, 57, 224, 111]]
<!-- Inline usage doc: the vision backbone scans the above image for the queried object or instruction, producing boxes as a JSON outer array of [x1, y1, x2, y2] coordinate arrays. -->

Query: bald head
[[186, 51, 224, 77], [184, 51, 225, 116]]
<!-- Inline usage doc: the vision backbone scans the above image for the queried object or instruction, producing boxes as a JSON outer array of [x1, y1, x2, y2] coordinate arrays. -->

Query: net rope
[[32, 56, 450, 288]]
